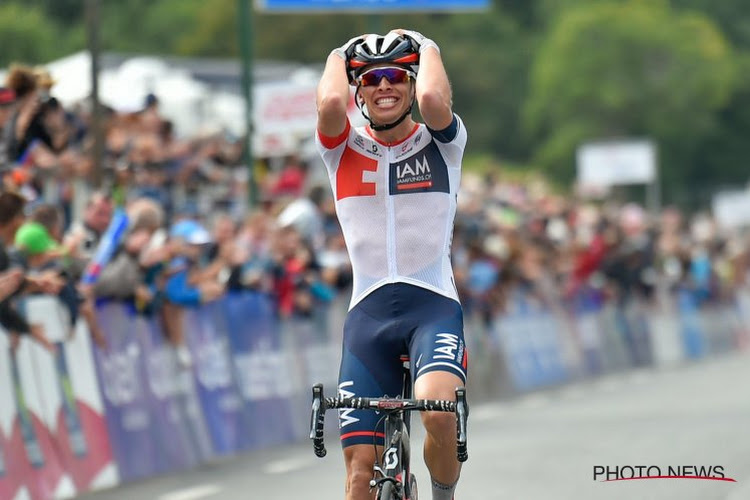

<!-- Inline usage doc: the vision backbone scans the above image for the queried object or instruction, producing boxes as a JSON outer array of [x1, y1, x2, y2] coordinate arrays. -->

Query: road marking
[[263, 456, 317, 474], [157, 484, 222, 500]]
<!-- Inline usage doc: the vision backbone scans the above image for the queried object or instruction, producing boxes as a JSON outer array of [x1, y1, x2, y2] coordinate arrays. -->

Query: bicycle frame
[[310, 383, 468, 499]]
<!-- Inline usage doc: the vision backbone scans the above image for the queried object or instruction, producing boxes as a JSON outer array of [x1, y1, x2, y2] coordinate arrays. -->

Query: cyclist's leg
[[338, 287, 406, 499], [343, 444, 379, 500], [409, 292, 467, 499], [414, 371, 464, 495]]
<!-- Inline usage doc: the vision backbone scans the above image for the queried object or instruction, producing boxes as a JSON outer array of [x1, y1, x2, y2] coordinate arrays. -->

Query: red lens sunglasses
[[357, 66, 413, 87]]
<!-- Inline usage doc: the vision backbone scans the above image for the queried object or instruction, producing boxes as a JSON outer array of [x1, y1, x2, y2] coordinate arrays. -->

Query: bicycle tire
[[408, 473, 418, 500], [379, 480, 397, 500]]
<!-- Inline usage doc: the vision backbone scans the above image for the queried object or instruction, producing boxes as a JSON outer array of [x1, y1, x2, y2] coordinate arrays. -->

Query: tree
[[0, 4, 69, 67], [524, 0, 735, 202]]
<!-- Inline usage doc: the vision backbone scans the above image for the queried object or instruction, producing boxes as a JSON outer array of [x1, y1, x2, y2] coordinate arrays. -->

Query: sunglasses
[[357, 67, 413, 87]]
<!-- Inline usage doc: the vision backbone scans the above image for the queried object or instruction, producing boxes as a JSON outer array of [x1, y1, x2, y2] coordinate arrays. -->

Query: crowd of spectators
[[1, 62, 749, 368]]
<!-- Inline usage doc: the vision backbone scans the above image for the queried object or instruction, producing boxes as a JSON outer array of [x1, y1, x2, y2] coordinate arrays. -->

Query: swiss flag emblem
[[336, 147, 378, 200]]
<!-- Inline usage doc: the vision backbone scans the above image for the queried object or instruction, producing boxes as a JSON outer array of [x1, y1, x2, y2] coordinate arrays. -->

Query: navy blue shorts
[[337, 283, 467, 448]]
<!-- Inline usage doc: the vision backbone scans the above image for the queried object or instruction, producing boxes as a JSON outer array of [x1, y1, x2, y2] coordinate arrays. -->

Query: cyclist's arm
[[415, 45, 453, 131], [316, 52, 350, 138]]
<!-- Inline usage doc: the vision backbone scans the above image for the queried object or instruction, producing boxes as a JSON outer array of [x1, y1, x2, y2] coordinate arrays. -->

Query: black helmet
[[346, 33, 420, 84]]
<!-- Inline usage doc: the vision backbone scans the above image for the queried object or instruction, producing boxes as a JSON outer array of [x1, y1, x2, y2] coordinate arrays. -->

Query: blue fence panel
[[222, 293, 299, 448], [92, 302, 161, 481], [184, 305, 249, 455]]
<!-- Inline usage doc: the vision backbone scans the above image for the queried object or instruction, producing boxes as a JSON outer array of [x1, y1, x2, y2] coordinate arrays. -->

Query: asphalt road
[[77, 350, 750, 500]]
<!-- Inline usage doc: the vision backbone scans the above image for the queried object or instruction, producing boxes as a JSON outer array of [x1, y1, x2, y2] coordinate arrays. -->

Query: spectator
[[270, 154, 307, 198], [93, 197, 165, 309], [64, 190, 114, 280], [0, 86, 17, 171], [162, 219, 225, 366], [0, 191, 55, 351], [234, 211, 275, 292], [16, 204, 106, 347], [276, 184, 327, 252]]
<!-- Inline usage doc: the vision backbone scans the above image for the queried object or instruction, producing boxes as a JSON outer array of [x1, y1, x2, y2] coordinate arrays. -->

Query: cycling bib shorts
[[337, 283, 467, 448]]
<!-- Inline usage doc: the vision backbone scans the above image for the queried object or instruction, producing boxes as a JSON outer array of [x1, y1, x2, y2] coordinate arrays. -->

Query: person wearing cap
[[161, 218, 225, 367], [15, 219, 77, 313]]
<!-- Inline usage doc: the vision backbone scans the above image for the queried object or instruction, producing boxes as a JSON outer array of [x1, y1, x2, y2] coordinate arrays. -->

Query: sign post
[[576, 140, 660, 215]]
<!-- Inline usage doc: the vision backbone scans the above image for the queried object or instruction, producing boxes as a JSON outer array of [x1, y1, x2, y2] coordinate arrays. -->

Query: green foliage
[[524, 0, 736, 197], [97, 0, 204, 55], [0, 3, 73, 67], [672, 0, 750, 47]]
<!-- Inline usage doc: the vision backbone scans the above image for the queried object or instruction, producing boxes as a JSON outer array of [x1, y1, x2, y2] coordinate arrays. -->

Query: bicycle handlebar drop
[[310, 384, 327, 458]]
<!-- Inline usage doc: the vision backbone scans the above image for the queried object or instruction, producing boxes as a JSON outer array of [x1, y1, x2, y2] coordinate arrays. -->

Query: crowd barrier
[[1, 287, 749, 499]]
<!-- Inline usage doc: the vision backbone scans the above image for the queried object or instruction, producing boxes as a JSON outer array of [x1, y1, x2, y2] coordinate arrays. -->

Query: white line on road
[[263, 456, 318, 474], [157, 484, 222, 500]]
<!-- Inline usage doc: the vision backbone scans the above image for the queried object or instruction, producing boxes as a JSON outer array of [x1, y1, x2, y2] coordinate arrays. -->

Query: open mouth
[[374, 96, 399, 108]]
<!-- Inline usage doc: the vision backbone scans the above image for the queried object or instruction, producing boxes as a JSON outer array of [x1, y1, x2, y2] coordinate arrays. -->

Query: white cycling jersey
[[316, 115, 467, 310]]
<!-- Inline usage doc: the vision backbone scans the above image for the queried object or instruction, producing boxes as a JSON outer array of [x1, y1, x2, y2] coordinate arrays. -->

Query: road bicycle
[[310, 362, 468, 500]]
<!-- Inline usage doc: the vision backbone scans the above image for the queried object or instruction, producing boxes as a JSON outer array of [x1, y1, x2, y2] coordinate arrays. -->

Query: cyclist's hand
[[331, 34, 368, 60], [390, 28, 440, 53]]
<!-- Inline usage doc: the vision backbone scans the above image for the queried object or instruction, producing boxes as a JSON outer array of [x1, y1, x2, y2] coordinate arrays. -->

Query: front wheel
[[379, 480, 397, 500], [407, 473, 418, 500]]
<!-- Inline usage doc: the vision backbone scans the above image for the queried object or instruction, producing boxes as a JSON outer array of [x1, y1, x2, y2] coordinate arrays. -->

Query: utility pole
[[238, 0, 257, 207], [85, 0, 104, 190]]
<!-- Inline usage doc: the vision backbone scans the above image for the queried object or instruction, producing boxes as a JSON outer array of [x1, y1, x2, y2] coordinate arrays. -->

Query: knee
[[421, 411, 456, 443], [345, 448, 376, 493], [347, 464, 373, 492]]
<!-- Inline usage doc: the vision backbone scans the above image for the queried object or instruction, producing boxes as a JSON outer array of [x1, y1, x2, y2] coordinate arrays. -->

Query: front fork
[[370, 413, 411, 499]]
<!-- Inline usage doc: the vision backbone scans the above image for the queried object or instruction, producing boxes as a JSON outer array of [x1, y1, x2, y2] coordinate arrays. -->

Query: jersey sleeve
[[429, 114, 467, 170], [315, 119, 351, 177]]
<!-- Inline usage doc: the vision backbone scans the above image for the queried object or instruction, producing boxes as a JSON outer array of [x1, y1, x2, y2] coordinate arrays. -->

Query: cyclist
[[316, 30, 468, 500]]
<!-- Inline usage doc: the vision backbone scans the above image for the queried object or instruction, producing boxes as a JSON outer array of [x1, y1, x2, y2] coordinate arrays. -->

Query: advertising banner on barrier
[[26, 296, 118, 496], [7, 336, 69, 499], [221, 293, 299, 447], [0, 332, 27, 500], [184, 306, 248, 455], [92, 302, 160, 481], [137, 315, 212, 470], [493, 309, 568, 392]]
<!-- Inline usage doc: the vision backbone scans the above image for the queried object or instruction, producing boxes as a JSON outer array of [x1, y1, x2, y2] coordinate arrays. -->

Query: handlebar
[[310, 384, 327, 457], [310, 383, 469, 462]]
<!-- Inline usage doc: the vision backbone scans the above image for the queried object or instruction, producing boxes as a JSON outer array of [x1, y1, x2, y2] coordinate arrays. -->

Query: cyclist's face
[[359, 66, 414, 125]]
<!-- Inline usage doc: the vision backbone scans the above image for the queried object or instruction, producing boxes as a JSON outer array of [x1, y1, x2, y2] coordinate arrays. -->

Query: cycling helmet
[[346, 33, 420, 84], [346, 33, 420, 131]]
